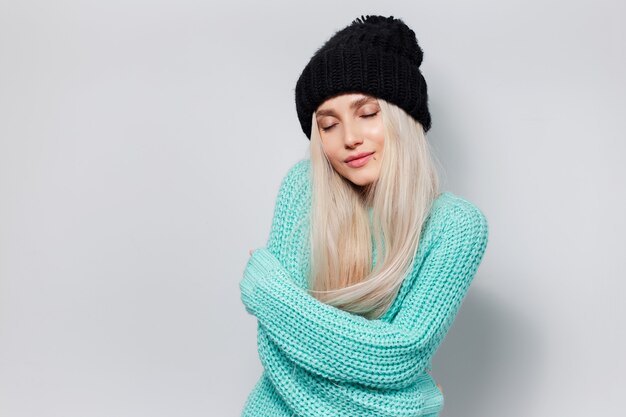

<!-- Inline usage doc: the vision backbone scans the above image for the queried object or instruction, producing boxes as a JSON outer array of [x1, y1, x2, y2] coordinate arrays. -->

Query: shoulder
[[276, 158, 312, 200], [266, 159, 312, 256], [281, 158, 311, 187], [427, 191, 489, 245], [272, 158, 312, 215]]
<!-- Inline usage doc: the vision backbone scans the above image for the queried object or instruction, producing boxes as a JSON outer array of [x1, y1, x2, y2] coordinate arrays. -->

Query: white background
[[1, 1, 624, 416]]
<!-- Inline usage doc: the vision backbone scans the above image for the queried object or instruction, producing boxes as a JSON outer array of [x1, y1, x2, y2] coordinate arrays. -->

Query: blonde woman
[[240, 15, 489, 417]]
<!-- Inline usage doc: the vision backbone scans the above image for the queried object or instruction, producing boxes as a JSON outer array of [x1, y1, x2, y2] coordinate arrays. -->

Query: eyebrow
[[315, 96, 378, 118]]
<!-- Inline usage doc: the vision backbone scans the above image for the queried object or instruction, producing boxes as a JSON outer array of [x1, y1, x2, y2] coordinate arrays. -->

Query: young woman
[[240, 15, 489, 417]]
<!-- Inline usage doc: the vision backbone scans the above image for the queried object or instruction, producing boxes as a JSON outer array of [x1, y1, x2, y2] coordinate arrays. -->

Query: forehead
[[316, 93, 378, 116]]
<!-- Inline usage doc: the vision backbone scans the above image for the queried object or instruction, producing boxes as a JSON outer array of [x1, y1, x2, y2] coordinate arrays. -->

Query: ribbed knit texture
[[239, 159, 489, 416]]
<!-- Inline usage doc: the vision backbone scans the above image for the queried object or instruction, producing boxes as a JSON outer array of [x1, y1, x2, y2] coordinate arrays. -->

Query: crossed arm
[[240, 160, 489, 390]]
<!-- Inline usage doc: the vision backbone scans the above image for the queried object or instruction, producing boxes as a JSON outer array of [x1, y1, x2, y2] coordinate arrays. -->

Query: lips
[[345, 152, 374, 168], [345, 151, 374, 163]]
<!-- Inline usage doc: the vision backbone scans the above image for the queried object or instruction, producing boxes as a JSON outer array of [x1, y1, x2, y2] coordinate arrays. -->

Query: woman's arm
[[241, 200, 489, 389], [255, 320, 445, 417], [264, 159, 311, 263]]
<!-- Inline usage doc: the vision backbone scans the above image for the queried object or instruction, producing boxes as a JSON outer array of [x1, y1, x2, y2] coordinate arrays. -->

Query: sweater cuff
[[250, 247, 282, 272], [248, 247, 291, 287], [240, 249, 273, 315], [239, 273, 257, 315], [240, 248, 288, 315], [417, 371, 444, 414]]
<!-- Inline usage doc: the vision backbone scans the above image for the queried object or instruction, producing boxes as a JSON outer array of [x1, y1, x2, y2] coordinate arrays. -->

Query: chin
[[336, 165, 379, 187], [348, 175, 376, 187]]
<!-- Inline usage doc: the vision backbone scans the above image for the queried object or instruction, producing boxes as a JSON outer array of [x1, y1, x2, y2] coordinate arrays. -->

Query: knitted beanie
[[295, 15, 432, 140]]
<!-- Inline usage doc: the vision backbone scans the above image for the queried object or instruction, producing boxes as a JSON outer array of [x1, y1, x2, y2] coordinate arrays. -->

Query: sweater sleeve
[[264, 159, 311, 264], [240, 201, 489, 389], [255, 320, 445, 416], [240, 158, 309, 314]]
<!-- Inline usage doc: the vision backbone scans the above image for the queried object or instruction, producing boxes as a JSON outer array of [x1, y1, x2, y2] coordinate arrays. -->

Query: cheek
[[321, 144, 342, 167], [374, 125, 385, 146], [365, 121, 385, 144], [322, 143, 341, 160]]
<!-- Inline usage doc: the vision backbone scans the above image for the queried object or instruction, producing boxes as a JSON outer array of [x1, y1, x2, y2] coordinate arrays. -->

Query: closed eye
[[320, 112, 379, 132]]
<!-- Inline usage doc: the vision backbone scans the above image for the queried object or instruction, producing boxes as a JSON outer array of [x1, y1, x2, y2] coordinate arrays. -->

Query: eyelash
[[320, 111, 379, 132]]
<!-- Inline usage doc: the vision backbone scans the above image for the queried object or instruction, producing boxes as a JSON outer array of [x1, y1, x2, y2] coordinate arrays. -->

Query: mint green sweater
[[239, 159, 489, 416]]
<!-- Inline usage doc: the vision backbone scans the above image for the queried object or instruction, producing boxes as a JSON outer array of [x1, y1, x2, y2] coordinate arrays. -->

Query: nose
[[343, 122, 363, 148]]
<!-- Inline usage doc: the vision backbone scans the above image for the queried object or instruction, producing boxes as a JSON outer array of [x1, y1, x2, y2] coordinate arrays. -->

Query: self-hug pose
[[240, 14, 489, 417]]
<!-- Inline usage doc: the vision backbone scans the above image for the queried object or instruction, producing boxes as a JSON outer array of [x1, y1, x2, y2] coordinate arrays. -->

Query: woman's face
[[315, 93, 385, 187]]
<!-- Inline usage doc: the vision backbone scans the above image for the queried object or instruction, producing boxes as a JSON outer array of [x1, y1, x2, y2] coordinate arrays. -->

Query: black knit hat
[[295, 15, 431, 140]]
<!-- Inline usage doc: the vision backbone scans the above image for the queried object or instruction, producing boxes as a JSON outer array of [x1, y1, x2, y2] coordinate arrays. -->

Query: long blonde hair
[[307, 98, 442, 319]]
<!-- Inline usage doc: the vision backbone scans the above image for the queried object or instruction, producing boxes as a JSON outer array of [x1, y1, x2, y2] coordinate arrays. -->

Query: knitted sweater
[[239, 159, 489, 417]]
